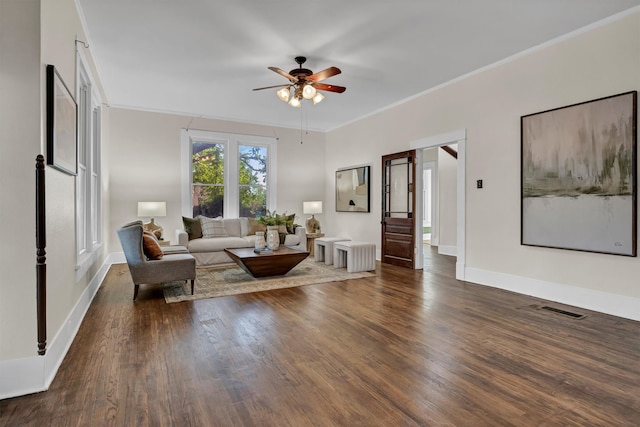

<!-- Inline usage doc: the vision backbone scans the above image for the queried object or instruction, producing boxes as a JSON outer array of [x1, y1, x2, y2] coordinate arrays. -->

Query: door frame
[[411, 129, 466, 280], [422, 160, 437, 245]]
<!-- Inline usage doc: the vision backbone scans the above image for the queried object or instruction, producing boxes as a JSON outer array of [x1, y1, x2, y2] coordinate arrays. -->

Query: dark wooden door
[[381, 150, 416, 269]]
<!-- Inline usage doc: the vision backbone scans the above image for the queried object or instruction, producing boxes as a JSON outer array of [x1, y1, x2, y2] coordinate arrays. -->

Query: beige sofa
[[176, 217, 307, 267]]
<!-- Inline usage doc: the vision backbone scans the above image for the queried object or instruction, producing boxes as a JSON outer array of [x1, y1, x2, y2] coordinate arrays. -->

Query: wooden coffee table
[[224, 246, 310, 278]]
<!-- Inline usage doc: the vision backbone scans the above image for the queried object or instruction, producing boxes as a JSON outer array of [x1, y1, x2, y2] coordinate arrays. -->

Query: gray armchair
[[117, 222, 196, 300]]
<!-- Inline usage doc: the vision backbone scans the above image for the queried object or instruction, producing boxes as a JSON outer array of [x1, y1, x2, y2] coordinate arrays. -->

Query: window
[[238, 144, 268, 217], [192, 141, 225, 217], [76, 49, 102, 270], [182, 130, 276, 218]]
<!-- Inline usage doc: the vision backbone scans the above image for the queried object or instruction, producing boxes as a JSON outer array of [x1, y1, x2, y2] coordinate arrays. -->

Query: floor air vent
[[538, 305, 586, 319]]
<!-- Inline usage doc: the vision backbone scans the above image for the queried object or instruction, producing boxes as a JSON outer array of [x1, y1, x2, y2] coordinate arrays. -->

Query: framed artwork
[[336, 165, 370, 212], [521, 91, 637, 256], [46, 64, 77, 175]]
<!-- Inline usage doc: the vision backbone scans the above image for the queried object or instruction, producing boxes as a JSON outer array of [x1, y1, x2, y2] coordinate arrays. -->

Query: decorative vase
[[266, 226, 280, 250], [254, 231, 266, 250]]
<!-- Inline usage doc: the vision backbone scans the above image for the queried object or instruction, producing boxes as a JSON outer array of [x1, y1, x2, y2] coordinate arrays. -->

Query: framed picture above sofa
[[521, 91, 637, 256], [336, 165, 370, 212]]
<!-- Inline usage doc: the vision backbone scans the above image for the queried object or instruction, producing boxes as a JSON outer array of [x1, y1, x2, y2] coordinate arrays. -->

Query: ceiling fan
[[253, 56, 346, 107]]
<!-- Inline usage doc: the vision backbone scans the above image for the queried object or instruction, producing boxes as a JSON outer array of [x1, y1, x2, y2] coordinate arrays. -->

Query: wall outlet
[[477, 179, 483, 189]]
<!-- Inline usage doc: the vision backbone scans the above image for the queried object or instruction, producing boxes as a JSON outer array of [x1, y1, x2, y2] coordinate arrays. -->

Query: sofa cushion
[[239, 217, 250, 236], [182, 216, 202, 240], [247, 218, 267, 235], [200, 216, 228, 238], [283, 234, 301, 246], [142, 233, 164, 260], [188, 236, 252, 253], [223, 218, 242, 237]]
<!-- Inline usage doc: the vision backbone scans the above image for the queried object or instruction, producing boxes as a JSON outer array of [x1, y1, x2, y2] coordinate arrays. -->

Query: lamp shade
[[302, 84, 317, 99], [303, 201, 323, 215], [312, 92, 325, 105], [276, 87, 290, 102], [137, 201, 167, 217]]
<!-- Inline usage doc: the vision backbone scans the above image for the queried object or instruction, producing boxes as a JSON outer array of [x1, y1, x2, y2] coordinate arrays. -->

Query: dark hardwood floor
[[1, 246, 639, 426]]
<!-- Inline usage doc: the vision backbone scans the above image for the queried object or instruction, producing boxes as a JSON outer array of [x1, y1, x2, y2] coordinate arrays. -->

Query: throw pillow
[[142, 233, 163, 260], [143, 230, 158, 242], [284, 213, 296, 234], [247, 218, 267, 235], [199, 216, 228, 238], [182, 216, 202, 240]]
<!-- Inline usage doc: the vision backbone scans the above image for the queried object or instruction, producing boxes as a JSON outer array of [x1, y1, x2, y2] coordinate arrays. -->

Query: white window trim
[[180, 129, 277, 218], [75, 47, 103, 277]]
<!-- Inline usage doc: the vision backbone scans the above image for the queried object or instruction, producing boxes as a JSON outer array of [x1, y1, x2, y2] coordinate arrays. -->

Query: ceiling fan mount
[[252, 56, 346, 107], [290, 56, 312, 77]]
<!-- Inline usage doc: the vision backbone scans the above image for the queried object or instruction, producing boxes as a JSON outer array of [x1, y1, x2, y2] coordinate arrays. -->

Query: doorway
[[411, 130, 466, 280], [422, 161, 436, 245]]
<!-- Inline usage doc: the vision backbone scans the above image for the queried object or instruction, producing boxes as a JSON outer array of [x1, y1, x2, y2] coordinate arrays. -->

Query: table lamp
[[137, 201, 167, 239], [303, 201, 322, 233]]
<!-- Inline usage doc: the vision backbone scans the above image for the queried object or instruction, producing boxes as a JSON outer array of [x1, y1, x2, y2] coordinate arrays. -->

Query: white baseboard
[[0, 255, 112, 400], [108, 251, 126, 264], [465, 267, 640, 321]]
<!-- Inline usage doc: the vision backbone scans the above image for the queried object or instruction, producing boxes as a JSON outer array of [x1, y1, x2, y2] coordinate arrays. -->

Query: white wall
[[325, 10, 640, 314], [0, 0, 111, 399], [107, 109, 326, 252], [438, 145, 457, 254], [0, 0, 41, 361]]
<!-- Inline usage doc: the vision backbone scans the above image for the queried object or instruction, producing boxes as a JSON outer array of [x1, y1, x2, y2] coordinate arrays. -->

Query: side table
[[306, 232, 325, 257]]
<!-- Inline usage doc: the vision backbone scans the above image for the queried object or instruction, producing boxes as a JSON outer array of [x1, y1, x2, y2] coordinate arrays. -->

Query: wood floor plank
[[1, 246, 639, 426]]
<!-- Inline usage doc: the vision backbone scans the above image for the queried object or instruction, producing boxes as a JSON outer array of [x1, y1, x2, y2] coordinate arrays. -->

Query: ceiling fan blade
[[268, 67, 296, 82], [315, 83, 346, 93], [252, 84, 291, 91], [308, 66, 341, 82]]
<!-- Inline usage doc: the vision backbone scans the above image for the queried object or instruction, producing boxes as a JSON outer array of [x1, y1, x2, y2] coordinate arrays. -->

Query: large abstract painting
[[521, 91, 637, 256]]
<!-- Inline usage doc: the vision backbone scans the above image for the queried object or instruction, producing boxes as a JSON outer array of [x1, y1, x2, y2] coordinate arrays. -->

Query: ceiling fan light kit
[[253, 56, 346, 107]]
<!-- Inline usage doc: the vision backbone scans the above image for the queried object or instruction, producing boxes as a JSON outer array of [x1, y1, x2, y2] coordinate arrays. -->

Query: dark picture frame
[[46, 64, 77, 175], [336, 165, 370, 212], [521, 91, 637, 256]]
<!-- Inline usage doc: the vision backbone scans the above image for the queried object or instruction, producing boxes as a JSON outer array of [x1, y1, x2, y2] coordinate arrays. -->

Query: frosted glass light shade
[[302, 84, 317, 99], [289, 97, 301, 107], [312, 92, 325, 105], [276, 87, 290, 102]]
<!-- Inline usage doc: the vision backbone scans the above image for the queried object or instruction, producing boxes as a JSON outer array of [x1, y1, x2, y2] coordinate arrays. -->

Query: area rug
[[163, 258, 376, 303]]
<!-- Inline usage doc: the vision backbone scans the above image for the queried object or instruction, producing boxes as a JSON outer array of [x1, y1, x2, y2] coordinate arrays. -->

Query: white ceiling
[[77, 0, 639, 132]]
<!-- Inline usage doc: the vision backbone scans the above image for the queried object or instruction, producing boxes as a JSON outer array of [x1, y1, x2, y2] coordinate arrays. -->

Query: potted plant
[[257, 210, 288, 250], [257, 210, 287, 227]]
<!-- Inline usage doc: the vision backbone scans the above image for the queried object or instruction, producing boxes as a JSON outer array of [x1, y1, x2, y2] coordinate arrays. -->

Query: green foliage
[[191, 143, 268, 217], [257, 210, 288, 226]]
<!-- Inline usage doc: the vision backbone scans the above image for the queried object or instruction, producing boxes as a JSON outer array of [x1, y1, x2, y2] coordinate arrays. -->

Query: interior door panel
[[381, 150, 416, 269]]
